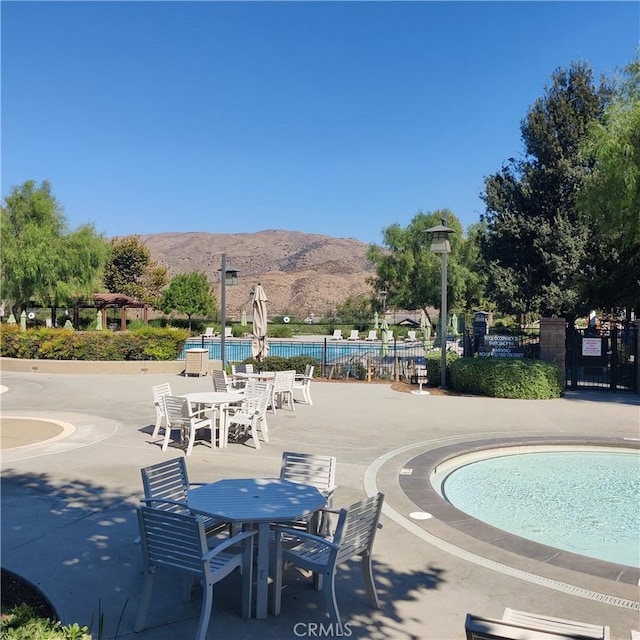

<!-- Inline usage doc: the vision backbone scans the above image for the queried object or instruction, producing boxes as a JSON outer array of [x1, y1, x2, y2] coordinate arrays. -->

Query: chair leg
[[259, 415, 269, 443], [185, 424, 197, 456], [161, 424, 173, 452], [362, 553, 380, 609], [134, 571, 155, 632], [195, 581, 214, 640], [249, 417, 261, 450], [323, 570, 341, 629], [151, 412, 163, 438]]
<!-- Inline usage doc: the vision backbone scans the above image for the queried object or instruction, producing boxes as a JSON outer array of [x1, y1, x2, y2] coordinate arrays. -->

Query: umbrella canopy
[[380, 319, 389, 357], [373, 311, 379, 330], [241, 310, 247, 327], [251, 284, 269, 362]]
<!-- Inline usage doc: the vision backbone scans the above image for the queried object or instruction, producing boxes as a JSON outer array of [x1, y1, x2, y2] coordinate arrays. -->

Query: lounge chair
[[406, 330, 417, 342], [365, 330, 378, 341], [331, 329, 343, 340], [224, 326, 233, 339], [202, 326, 216, 338], [347, 329, 359, 340]]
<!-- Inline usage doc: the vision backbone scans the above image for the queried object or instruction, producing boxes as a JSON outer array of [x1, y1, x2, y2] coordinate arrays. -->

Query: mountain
[[139, 230, 377, 319]]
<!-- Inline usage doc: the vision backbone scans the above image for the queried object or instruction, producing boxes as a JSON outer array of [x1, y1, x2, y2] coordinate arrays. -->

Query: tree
[[480, 62, 611, 321], [577, 57, 640, 317], [103, 236, 168, 305], [366, 209, 477, 316], [0, 180, 107, 320], [160, 272, 215, 330], [336, 295, 372, 324]]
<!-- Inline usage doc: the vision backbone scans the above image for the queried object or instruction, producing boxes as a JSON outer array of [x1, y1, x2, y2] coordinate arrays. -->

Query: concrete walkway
[[1, 370, 639, 639]]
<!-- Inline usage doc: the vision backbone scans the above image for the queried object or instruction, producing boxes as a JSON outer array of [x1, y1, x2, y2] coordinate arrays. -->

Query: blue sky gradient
[[2, 1, 637, 244]]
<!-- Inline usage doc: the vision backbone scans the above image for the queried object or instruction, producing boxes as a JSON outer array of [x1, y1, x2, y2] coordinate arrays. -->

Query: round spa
[[430, 445, 640, 568]]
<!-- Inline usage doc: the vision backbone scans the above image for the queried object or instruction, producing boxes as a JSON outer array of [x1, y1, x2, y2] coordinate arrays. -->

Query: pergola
[[74, 293, 149, 331]]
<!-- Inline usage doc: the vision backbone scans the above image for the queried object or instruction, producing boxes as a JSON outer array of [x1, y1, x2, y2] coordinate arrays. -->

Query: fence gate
[[565, 326, 637, 391]]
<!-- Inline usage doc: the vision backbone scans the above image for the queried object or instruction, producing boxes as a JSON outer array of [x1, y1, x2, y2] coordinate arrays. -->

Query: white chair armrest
[[203, 529, 256, 558]]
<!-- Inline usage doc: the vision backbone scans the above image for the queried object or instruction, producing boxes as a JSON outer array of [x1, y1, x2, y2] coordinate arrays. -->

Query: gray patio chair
[[140, 457, 228, 537], [225, 382, 272, 449], [279, 451, 336, 534], [272, 492, 384, 631], [271, 369, 296, 413], [465, 609, 610, 640], [135, 506, 255, 640]]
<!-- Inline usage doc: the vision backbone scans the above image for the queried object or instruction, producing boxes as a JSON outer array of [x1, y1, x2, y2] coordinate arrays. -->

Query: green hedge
[[424, 350, 459, 387], [450, 357, 563, 399], [0, 325, 190, 361]]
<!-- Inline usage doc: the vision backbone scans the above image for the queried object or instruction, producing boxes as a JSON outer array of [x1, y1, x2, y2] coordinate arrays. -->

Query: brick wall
[[539, 317, 567, 385]]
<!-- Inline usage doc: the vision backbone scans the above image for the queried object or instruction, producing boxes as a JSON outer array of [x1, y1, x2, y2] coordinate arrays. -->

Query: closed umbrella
[[20, 311, 27, 331], [251, 284, 269, 366], [421, 309, 431, 351], [241, 310, 247, 327], [96, 310, 103, 331], [373, 311, 379, 331], [380, 319, 389, 357]]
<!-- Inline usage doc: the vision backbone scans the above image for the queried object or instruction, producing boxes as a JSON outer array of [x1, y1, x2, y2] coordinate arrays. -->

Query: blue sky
[[2, 1, 637, 245]]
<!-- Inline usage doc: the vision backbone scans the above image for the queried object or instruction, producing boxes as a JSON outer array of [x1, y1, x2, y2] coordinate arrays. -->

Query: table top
[[233, 371, 276, 380], [188, 478, 326, 523], [182, 391, 245, 404]]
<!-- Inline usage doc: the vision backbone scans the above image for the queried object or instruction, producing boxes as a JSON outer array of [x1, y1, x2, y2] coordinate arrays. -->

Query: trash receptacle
[[185, 348, 209, 377]]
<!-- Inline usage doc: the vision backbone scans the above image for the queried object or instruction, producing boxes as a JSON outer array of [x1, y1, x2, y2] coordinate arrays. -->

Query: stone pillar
[[539, 317, 567, 383]]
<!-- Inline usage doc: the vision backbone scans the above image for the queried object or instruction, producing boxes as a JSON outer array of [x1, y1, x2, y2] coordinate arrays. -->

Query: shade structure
[[373, 311, 379, 330], [380, 319, 389, 357], [251, 284, 269, 362]]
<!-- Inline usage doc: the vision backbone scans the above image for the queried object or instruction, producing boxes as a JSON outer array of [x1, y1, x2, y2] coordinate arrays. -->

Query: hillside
[[140, 230, 377, 318]]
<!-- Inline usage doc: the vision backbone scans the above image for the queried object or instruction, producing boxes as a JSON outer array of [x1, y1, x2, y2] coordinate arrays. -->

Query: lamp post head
[[426, 223, 454, 254], [219, 265, 240, 286]]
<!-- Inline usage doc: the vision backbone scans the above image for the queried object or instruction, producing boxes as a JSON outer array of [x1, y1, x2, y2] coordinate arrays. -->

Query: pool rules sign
[[582, 337, 602, 357]]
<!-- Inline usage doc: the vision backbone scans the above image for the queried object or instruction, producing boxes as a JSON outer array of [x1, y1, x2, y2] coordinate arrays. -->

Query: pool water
[[434, 449, 640, 567]]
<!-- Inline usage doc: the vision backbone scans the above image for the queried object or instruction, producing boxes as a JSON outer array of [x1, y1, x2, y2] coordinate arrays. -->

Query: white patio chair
[[272, 492, 384, 631], [465, 611, 610, 640], [202, 326, 215, 338], [406, 330, 417, 342], [151, 382, 172, 439], [330, 329, 343, 340], [135, 506, 256, 640], [364, 330, 378, 341], [347, 329, 359, 340], [224, 326, 233, 339], [230, 363, 254, 388], [140, 457, 227, 537], [271, 370, 296, 413], [211, 369, 232, 392], [162, 395, 214, 455], [279, 451, 336, 534], [292, 365, 314, 405], [226, 383, 272, 449]]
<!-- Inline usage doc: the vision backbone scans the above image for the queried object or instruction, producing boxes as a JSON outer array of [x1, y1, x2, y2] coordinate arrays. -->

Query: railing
[[181, 337, 443, 381]]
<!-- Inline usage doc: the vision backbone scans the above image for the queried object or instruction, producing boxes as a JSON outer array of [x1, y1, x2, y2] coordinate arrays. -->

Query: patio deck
[[1, 371, 638, 639]]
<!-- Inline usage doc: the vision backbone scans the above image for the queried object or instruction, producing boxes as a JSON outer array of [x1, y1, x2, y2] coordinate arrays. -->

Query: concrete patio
[[1, 370, 638, 639]]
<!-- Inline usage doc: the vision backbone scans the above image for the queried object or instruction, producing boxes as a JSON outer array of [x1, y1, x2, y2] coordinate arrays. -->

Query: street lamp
[[379, 289, 388, 317], [427, 217, 454, 388], [218, 253, 239, 367]]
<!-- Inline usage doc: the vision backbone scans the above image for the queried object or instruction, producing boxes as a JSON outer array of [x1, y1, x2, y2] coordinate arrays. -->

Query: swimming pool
[[431, 446, 640, 567], [180, 338, 426, 363]]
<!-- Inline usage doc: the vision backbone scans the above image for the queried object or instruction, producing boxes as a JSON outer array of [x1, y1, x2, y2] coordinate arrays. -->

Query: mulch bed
[[1, 568, 57, 620]]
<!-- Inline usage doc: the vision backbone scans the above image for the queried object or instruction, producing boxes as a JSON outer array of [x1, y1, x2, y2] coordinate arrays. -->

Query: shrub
[[0, 604, 90, 639], [0, 326, 190, 361], [243, 355, 320, 375], [424, 350, 459, 387], [450, 357, 563, 399], [268, 324, 294, 339]]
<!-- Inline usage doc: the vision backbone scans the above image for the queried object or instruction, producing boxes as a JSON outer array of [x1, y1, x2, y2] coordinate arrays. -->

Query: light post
[[379, 289, 388, 319], [219, 253, 239, 367], [427, 217, 454, 388]]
